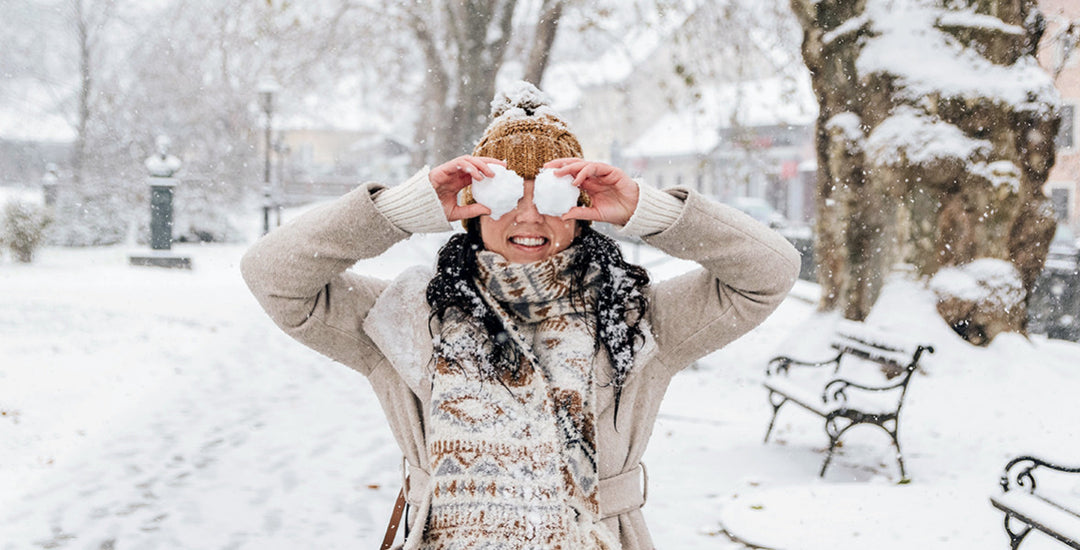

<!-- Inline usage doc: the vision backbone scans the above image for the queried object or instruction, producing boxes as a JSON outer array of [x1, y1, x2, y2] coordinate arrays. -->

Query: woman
[[241, 82, 800, 550]]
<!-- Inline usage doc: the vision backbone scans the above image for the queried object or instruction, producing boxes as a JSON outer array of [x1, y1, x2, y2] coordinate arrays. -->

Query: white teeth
[[510, 236, 545, 247]]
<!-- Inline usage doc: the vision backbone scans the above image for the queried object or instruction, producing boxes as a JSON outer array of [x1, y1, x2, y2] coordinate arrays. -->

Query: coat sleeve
[[642, 188, 801, 373], [240, 173, 443, 377]]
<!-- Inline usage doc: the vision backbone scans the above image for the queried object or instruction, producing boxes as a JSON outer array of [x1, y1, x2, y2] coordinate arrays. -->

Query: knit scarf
[[422, 248, 621, 550]]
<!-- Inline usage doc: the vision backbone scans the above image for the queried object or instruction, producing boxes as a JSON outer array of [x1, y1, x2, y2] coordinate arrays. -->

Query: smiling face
[[479, 178, 580, 264]]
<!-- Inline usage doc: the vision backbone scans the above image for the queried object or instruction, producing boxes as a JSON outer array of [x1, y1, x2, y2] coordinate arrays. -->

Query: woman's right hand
[[429, 155, 501, 222]]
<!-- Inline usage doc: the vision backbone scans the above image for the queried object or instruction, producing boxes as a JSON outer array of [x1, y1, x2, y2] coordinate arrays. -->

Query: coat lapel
[[363, 266, 435, 403]]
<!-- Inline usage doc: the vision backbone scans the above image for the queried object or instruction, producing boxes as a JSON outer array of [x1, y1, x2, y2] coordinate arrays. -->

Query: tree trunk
[[523, 0, 563, 86], [407, 0, 562, 166], [791, 0, 1060, 344], [73, 0, 91, 188]]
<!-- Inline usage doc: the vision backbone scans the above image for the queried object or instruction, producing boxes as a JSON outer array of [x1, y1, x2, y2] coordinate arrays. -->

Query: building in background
[[1039, 0, 1080, 231], [275, 128, 412, 205], [546, 7, 818, 229], [616, 77, 816, 228]]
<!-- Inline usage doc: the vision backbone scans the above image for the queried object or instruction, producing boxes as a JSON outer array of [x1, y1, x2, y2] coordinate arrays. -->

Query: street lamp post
[[258, 77, 280, 235], [273, 140, 290, 226]]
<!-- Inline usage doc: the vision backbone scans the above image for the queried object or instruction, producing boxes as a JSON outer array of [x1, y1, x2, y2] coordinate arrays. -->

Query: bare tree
[[523, 0, 565, 84], [388, 0, 576, 165], [30, 0, 383, 243], [664, 0, 810, 195], [69, 0, 118, 188]]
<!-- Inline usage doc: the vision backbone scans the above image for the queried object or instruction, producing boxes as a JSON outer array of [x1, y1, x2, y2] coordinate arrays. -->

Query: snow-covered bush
[[47, 175, 130, 247], [172, 180, 244, 243], [2, 200, 52, 263]]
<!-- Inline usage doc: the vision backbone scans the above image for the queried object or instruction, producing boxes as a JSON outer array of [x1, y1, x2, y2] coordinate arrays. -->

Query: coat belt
[[404, 462, 648, 520]]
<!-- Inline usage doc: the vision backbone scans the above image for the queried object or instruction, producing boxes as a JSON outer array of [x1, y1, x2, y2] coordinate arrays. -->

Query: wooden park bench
[[762, 320, 934, 478], [991, 455, 1080, 549]]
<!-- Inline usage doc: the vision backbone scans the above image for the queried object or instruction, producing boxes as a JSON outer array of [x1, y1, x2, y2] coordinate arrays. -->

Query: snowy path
[[0, 245, 405, 549]]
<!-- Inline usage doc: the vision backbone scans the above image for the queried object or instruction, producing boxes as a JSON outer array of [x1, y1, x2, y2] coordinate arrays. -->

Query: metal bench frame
[[991, 456, 1080, 549], [763, 322, 933, 478]]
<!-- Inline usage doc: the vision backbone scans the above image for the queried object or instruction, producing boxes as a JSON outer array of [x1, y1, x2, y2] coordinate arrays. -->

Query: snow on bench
[[763, 320, 934, 479], [991, 456, 1080, 549]]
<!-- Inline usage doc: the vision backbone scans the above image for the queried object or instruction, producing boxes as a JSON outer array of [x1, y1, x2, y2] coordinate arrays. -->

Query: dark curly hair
[[426, 221, 650, 422]]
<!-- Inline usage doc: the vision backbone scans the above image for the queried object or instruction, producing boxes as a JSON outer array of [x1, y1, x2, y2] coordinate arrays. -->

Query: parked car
[[1044, 224, 1080, 272], [1028, 224, 1080, 341]]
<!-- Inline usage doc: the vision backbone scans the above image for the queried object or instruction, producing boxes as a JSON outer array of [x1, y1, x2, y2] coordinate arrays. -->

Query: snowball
[[533, 168, 579, 217], [471, 164, 524, 220]]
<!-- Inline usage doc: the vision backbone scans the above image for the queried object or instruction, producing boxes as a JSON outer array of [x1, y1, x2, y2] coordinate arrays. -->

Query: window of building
[[1051, 187, 1070, 222], [1057, 103, 1075, 151]]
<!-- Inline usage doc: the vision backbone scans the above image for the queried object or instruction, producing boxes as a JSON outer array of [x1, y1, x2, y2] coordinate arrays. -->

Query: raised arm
[[632, 186, 801, 372], [240, 168, 454, 376], [548, 158, 800, 371]]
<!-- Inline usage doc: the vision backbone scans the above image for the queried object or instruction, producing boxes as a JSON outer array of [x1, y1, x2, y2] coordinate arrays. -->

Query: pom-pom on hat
[[465, 81, 589, 212]]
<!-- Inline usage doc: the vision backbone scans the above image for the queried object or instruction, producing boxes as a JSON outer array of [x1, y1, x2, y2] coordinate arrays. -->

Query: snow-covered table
[[991, 456, 1080, 549]]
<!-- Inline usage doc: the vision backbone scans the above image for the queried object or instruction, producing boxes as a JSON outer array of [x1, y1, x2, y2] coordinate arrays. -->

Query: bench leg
[[885, 420, 907, 480], [821, 417, 854, 477], [820, 443, 837, 477], [1003, 513, 1033, 550], [764, 391, 788, 443]]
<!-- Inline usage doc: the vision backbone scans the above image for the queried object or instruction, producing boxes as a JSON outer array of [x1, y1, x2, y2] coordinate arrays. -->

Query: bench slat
[[834, 320, 925, 353], [992, 491, 1080, 549], [831, 333, 915, 368]]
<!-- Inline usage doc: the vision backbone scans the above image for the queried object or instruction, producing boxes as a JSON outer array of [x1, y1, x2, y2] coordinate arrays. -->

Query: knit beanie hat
[[472, 81, 582, 179], [464, 81, 590, 210]]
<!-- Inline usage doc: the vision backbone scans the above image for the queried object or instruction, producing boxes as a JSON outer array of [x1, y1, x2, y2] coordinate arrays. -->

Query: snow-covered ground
[[1, 223, 1078, 550]]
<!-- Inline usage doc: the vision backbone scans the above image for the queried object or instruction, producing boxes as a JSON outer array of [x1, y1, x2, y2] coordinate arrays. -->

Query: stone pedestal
[[149, 180, 176, 250], [129, 250, 192, 269], [130, 139, 191, 269], [42, 166, 59, 207]]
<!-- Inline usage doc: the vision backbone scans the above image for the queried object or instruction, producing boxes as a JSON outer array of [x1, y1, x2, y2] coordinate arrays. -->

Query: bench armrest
[[767, 353, 842, 376], [822, 377, 908, 407], [1001, 456, 1080, 493]]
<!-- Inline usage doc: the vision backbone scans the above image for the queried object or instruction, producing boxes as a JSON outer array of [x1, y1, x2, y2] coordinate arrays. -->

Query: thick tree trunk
[[791, 0, 1060, 344]]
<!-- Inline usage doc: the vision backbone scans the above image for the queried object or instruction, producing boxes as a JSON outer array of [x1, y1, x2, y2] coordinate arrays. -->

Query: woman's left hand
[[544, 159, 639, 226]]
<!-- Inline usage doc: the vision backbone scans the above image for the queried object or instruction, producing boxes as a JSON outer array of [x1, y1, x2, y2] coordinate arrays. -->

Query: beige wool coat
[[240, 174, 800, 550]]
